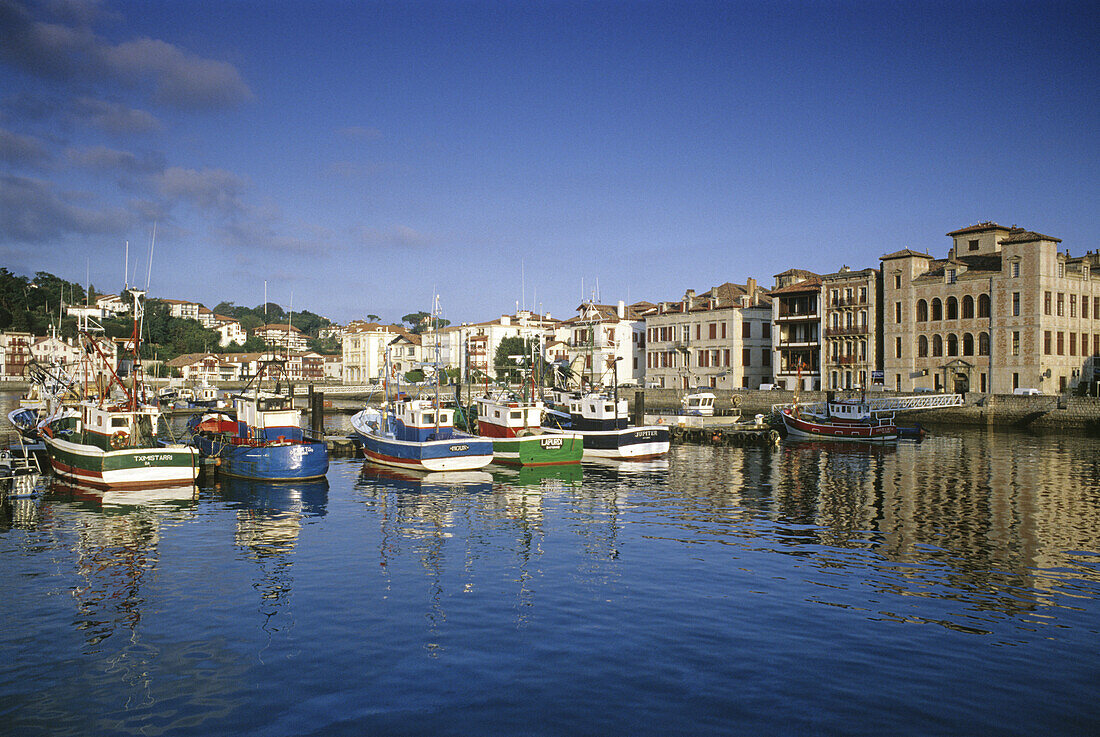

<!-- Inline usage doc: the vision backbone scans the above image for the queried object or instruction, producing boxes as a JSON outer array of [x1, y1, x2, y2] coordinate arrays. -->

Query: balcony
[[828, 355, 864, 365], [828, 297, 868, 308], [776, 311, 819, 322], [825, 325, 869, 337]]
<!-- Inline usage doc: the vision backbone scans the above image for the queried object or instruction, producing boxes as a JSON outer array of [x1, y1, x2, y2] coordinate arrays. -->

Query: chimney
[[747, 277, 757, 295], [617, 300, 625, 319]]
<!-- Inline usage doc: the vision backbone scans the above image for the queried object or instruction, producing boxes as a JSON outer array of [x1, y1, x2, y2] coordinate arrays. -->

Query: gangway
[[771, 393, 964, 416]]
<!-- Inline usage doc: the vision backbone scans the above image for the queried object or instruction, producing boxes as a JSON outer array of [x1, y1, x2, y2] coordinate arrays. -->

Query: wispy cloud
[[0, 174, 130, 242], [72, 97, 162, 134], [221, 217, 332, 257], [0, 0, 252, 111], [153, 166, 247, 214], [68, 144, 164, 174], [0, 127, 50, 167], [356, 224, 436, 249]]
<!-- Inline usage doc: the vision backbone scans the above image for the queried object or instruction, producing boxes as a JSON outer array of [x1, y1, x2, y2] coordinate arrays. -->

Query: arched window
[[963, 333, 974, 356], [831, 371, 838, 389], [859, 310, 867, 328], [932, 334, 943, 357], [947, 296, 958, 320], [978, 294, 990, 318], [845, 311, 853, 328], [947, 334, 958, 356], [978, 332, 990, 356], [916, 299, 928, 322], [918, 335, 928, 357], [962, 295, 974, 319], [859, 340, 866, 360], [932, 298, 943, 320], [831, 313, 839, 329]]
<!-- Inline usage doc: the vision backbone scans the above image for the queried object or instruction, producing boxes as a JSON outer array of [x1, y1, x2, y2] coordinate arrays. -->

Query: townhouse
[[643, 281, 772, 390]]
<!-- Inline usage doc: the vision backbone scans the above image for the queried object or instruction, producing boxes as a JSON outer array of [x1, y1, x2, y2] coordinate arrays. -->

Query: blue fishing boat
[[187, 361, 328, 481], [350, 398, 493, 472], [349, 296, 491, 472]]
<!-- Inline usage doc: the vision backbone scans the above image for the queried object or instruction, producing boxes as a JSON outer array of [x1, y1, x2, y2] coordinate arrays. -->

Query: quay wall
[[621, 388, 1100, 434]]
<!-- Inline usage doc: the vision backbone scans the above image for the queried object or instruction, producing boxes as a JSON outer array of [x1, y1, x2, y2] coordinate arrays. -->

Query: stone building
[[770, 269, 822, 390], [882, 222, 1100, 394], [821, 266, 883, 390], [642, 281, 772, 390]]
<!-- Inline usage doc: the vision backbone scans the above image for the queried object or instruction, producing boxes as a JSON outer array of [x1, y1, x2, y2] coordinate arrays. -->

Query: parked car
[[1013, 387, 1042, 395]]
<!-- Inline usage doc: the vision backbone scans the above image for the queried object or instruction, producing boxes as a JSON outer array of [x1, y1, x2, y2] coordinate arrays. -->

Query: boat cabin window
[[604, 404, 614, 412], [111, 417, 128, 428], [423, 412, 435, 424], [494, 410, 501, 418], [440, 411, 449, 423], [510, 411, 522, 420]]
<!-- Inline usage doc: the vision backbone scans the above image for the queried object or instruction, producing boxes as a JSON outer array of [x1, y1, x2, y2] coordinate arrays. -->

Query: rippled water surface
[[2, 400, 1099, 736]]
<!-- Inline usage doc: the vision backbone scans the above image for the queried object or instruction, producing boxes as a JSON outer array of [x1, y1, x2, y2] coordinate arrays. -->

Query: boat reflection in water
[[358, 463, 493, 495], [582, 456, 671, 479], [48, 476, 199, 510], [491, 462, 583, 489], [215, 476, 329, 629], [214, 475, 330, 521]]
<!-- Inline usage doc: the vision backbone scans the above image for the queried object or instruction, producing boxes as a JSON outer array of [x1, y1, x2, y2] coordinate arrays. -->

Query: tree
[[367, 313, 380, 322], [493, 336, 548, 384], [402, 311, 450, 334]]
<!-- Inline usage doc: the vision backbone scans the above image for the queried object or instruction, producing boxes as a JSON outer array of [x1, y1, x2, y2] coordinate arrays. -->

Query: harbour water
[[2, 397, 1099, 735]]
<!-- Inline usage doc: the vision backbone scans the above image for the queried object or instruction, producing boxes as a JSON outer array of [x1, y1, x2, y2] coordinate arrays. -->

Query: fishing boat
[[542, 390, 671, 459], [350, 297, 493, 472], [187, 365, 329, 481], [475, 390, 583, 466], [40, 290, 200, 489], [779, 398, 899, 442], [7, 407, 43, 440], [352, 395, 493, 471], [681, 392, 716, 416]]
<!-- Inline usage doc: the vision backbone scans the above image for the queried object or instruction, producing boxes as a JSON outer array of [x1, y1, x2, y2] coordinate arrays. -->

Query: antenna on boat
[[124, 240, 129, 290]]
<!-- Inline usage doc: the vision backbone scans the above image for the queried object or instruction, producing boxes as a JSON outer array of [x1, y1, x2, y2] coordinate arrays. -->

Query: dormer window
[[946, 268, 957, 284], [968, 239, 979, 252]]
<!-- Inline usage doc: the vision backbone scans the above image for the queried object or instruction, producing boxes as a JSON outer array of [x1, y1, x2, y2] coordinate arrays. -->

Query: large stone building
[[643, 281, 772, 390], [882, 222, 1100, 394], [821, 266, 882, 390]]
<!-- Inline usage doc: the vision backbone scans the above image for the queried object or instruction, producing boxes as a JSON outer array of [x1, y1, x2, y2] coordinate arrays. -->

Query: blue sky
[[2, 0, 1097, 324]]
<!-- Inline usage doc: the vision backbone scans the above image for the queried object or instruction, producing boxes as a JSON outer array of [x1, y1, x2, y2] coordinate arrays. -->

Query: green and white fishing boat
[[475, 391, 583, 466], [41, 289, 199, 490]]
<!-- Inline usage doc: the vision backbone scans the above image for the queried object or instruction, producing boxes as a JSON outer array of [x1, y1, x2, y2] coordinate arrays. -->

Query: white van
[[1013, 387, 1042, 396], [759, 383, 776, 391]]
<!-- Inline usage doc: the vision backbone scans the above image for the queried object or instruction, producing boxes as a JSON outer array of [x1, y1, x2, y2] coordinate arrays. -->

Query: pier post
[[311, 391, 324, 437], [634, 390, 645, 426]]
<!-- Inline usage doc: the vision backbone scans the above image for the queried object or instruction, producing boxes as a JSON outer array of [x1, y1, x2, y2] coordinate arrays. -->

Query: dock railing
[[771, 393, 964, 416]]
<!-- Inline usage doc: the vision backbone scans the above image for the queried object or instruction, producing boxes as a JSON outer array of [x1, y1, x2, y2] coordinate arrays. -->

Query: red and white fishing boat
[[780, 399, 898, 442]]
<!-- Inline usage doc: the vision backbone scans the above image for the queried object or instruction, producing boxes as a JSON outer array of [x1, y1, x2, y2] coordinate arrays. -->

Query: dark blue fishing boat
[[187, 360, 328, 481]]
